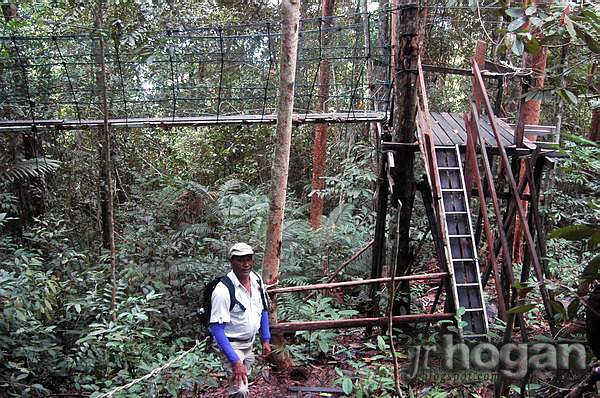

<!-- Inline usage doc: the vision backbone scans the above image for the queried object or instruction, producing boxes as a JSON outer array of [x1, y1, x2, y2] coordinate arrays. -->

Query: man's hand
[[262, 341, 271, 355], [232, 360, 248, 388]]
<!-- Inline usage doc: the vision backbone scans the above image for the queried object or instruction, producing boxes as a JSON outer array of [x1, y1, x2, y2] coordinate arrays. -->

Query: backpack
[[198, 271, 269, 329]]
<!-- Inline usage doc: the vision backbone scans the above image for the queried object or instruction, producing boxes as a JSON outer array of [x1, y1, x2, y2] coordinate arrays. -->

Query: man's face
[[231, 254, 254, 279]]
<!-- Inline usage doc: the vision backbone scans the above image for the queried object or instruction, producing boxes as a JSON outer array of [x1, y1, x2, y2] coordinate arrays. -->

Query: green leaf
[[342, 378, 353, 395], [530, 16, 543, 27], [582, 255, 600, 280], [550, 300, 566, 317], [567, 299, 580, 319], [525, 37, 541, 53], [582, 32, 600, 54], [507, 304, 536, 315], [506, 8, 524, 18], [561, 88, 577, 105], [525, 6, 536, 16], [549, 224, 598, 241], [512, 37, 525, 56], [377, 335, 387, 351], [563, 15, 577, 40], [508, 17, 528, 32]]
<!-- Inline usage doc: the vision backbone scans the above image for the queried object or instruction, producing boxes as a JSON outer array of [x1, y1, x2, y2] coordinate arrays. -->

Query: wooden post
[[472, 40, 487, 115], [368, 156, 389, 323], [465, 41, 487, 194], [309, 0, 335, 229], [390, 0, 423, 315], [262, 0, 300, 369], [464, 111, 506, 320]]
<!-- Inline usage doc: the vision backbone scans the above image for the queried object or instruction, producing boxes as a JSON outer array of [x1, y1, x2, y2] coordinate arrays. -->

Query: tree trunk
[[309, 0, 335, 229], [262, 0, 300, 370], [588, 63, 599, 142], [591, 109, 600, 142], [94, 0, 118, 321], [390, 0, 424, 315]]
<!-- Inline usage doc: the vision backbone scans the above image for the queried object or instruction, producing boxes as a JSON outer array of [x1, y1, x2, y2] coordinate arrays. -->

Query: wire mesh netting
[[0, 10, 391, 129]]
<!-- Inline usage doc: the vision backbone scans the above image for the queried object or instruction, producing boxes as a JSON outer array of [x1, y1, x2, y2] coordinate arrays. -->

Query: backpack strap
[[252, 271, 269, 312], [220, 276, 246, 312]]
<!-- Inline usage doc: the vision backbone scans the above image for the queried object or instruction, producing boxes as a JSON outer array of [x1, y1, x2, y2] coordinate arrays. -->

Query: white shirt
[[209, 270, 265, 341]]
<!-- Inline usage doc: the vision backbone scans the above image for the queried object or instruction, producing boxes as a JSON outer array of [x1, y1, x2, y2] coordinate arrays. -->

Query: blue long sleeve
[[260, 310, 271, 342], [209, 324, 240, 363]]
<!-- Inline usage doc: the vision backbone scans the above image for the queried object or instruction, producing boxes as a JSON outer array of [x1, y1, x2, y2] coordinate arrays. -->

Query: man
[[209, 242, 271, 398]]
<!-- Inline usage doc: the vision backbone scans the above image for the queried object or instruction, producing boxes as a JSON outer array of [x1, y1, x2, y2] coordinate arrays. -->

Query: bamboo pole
[[270, 313, 454, 333], [269, 273, 447, 294]]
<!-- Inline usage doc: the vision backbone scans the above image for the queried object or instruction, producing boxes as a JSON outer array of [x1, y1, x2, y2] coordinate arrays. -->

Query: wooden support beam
[[472, 60, 557, 337], [469, 103, 518, 331], [369, 154, 390, 320], [381, 141, 420, 151], [271, 313, 454, 332], [464, 109, 506, 320], [269, 273, 448, 294]]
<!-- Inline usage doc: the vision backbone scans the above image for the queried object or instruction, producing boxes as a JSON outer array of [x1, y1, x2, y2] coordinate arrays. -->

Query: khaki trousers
[[217, 340, 255, 397]]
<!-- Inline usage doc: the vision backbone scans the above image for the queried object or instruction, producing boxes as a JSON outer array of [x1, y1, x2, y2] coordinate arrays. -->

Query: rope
[[302, 17, 322, 119], [113, 33, 129, 124], [216, 26, 224, 121], [96, 340, 203, 398], [52, 36, 82, 125], [167, 30, 177, 122]]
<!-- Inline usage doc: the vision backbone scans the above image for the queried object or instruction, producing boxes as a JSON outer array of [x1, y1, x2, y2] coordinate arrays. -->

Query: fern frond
[[0, 158, 60, 183]]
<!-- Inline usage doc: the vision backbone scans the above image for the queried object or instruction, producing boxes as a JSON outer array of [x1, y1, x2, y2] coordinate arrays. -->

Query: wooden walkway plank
[[447, 112, 494, 147], [439, 112, 466, 145], [429, 112, 454, 145]]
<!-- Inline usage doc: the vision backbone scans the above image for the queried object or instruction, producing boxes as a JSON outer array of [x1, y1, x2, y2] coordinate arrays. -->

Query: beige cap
[[229, 242, 254, 258]]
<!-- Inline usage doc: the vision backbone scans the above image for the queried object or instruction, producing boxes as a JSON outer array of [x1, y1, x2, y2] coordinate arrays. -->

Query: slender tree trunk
[[591, 109, 600, 142], [94, 0, 118, 321], [262, 0, 300, 369], [309, 0, 335, 229], [588, 63, 599, 142]]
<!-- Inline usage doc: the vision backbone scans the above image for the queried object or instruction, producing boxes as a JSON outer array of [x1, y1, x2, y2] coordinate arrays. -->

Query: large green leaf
[[507, 304, 536, 315], [549, 224, 599, 241], [508, 17, 528, 32]]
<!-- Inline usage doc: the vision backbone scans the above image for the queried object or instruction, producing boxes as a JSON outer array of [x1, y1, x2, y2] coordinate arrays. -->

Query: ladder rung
[[456, 283, 480, 287], [445, 211, 468, 214], [441, 188, 463, 192], [451, 258, 476, 262], [438, 166, 460, 170], [447, 234, 471, 238], [464, 333, 488, 338], [464, 308, 484, 312]]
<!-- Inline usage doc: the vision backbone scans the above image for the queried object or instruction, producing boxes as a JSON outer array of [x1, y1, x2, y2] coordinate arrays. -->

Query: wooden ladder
[[434, 144, 489, 339]]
